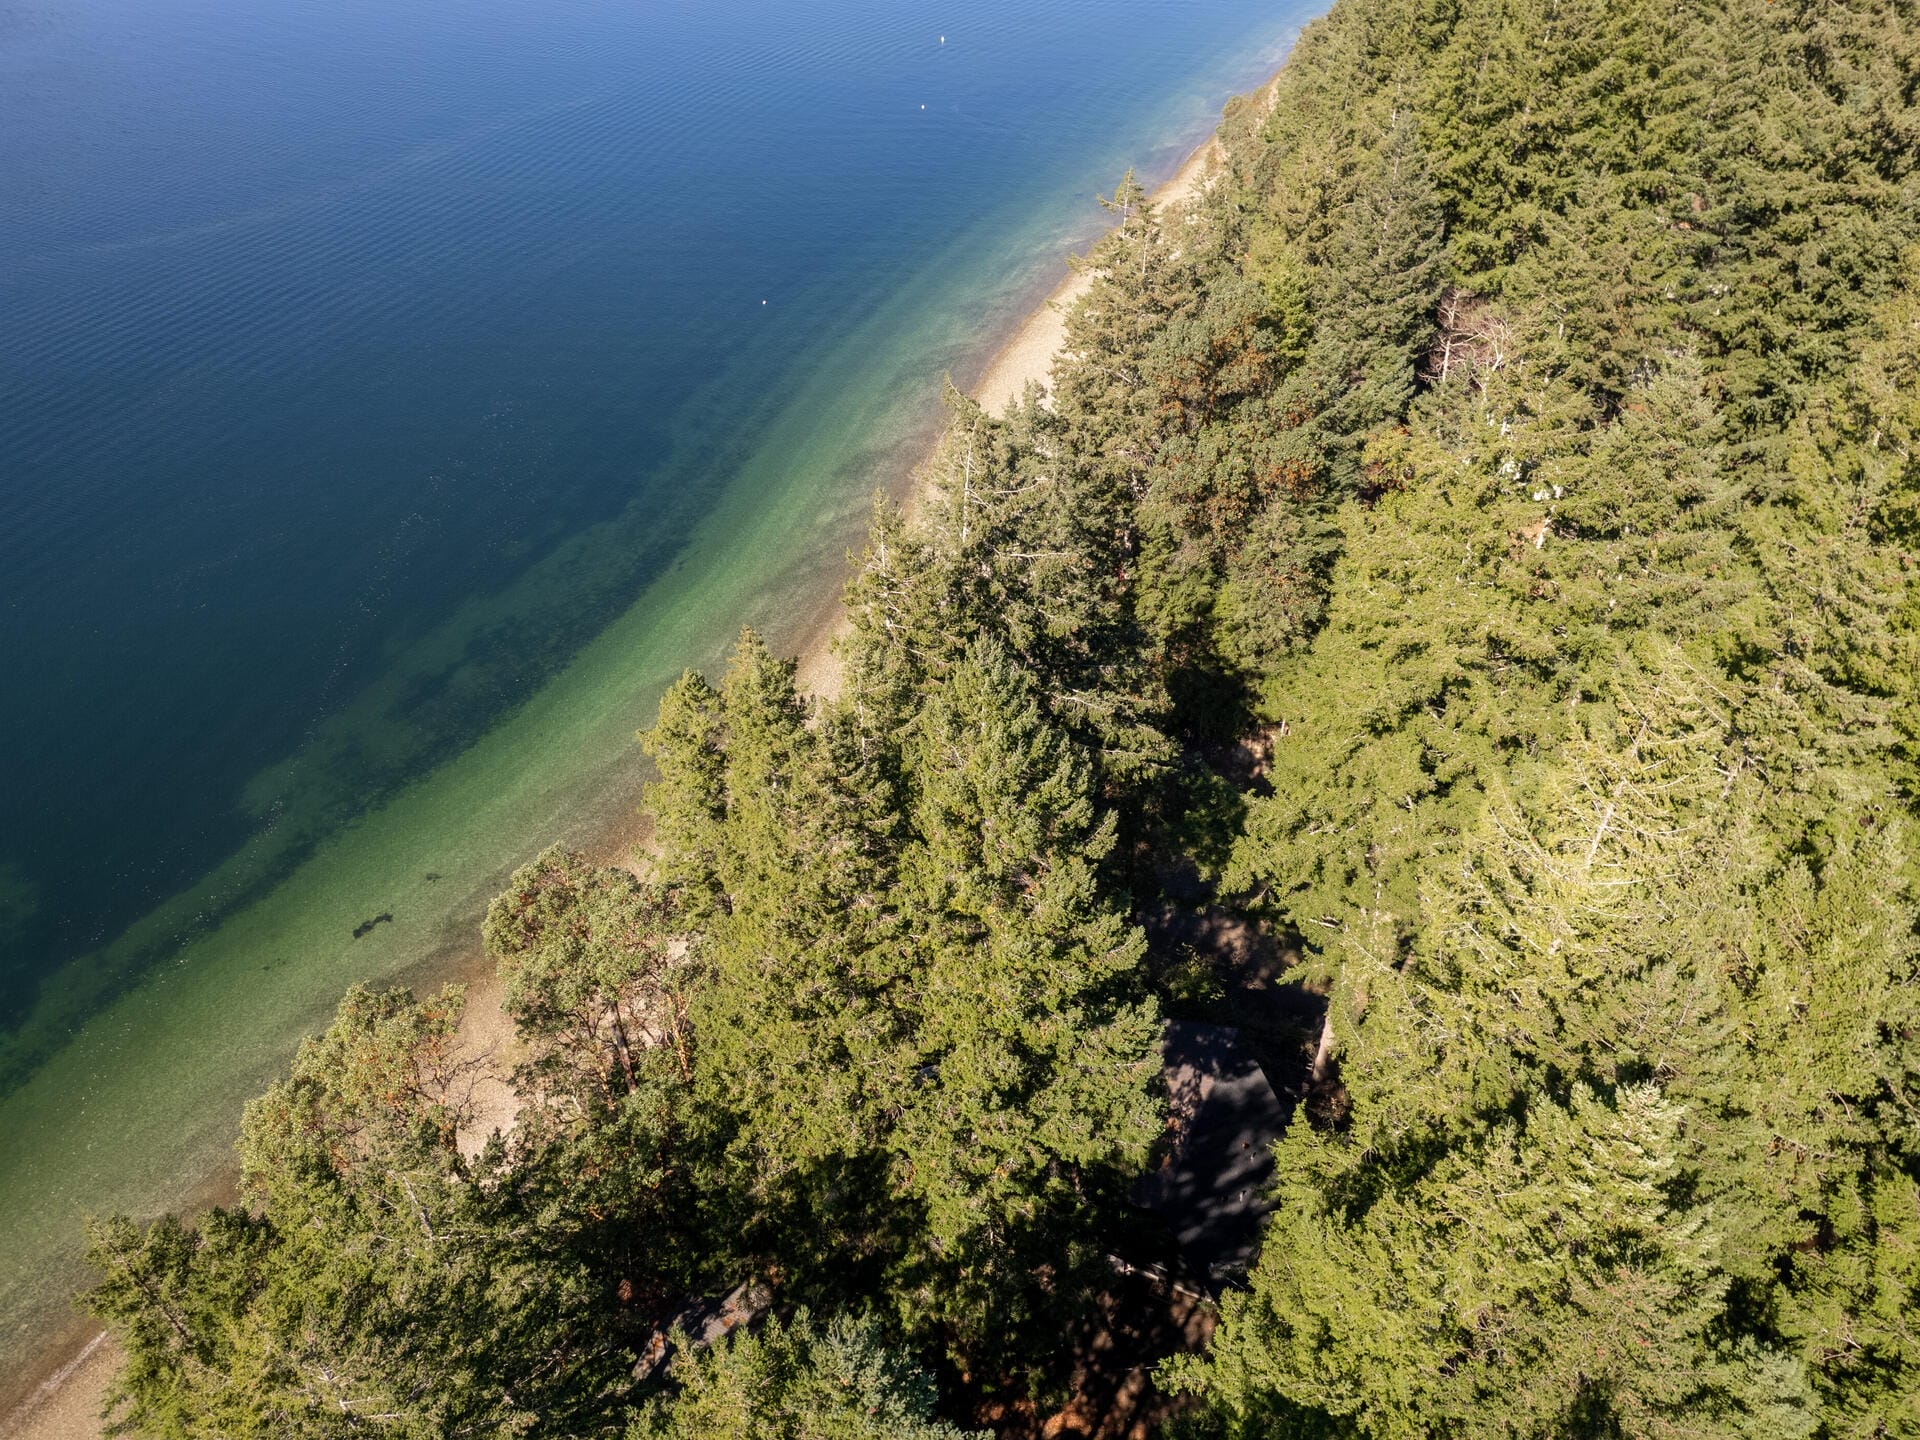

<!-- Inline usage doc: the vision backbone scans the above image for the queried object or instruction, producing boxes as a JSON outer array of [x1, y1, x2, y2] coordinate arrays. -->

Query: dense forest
[[82, 0, 1920, 1432]]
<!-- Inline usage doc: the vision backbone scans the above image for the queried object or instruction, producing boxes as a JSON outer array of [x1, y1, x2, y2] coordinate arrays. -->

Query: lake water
[[0, 0, 1313, 1395]]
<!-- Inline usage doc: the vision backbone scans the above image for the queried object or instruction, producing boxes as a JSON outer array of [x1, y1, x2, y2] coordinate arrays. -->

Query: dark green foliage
[[842, 388, 1173, 785], [637, 633, 1161, 1366], [1160, 0, 1920, 1433], [886, 638, 1161, 1347], [643, 636, 902, 1219], [84, 1211, 275, 1438]]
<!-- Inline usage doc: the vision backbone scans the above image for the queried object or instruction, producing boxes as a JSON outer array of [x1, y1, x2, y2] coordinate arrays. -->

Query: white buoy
[[940, 35, 945, 43], [920, 103, 926, 110]]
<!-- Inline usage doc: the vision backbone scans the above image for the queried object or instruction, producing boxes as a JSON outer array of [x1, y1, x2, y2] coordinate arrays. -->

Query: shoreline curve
[[793, 129, 1228, 701], [0, 94, 1258, 1440]]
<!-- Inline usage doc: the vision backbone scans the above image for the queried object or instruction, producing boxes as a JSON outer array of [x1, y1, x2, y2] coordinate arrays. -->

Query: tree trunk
[[1310, 1011, 1335, 1085]]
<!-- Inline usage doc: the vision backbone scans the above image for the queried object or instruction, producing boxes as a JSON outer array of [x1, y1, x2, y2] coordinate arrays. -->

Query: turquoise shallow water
[[0, 0, 1318, 1392]]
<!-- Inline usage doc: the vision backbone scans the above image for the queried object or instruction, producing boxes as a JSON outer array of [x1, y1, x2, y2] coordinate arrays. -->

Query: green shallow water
[[0, 248, 951, 1371], [0, 0, 1320, 1397]]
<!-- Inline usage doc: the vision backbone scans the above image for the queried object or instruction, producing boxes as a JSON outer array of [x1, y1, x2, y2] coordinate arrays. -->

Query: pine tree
[[840, 389, 1172, 786], [1171, 655, 1827, 1438], [642, 633, 900, 1240], [484, 846, 694, 1108]]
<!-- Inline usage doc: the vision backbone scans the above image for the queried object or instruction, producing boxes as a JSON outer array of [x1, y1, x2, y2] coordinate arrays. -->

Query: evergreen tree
[[640, 635, 1160, 1365], [840, 389, 1171, 785], [1172, 657, 1835, 1437], [885, 638, 1162, 1353], [629, 1311, 982, 1440], [484, 846, 694, 1107], [642, 633, 901, 1275], [89, 984, 656, 1436]]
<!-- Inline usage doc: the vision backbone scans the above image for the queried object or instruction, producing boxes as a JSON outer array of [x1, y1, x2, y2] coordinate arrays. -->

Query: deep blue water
[[0, 0, 1331, 1388], [0, 0, 1305, 1089]]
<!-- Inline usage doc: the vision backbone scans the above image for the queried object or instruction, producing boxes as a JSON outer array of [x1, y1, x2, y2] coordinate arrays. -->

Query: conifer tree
[[642, 635, 1160, 1362], [1170, 657, 1832, 1437], [89, 985, 654, 1436], [885, 638, 1161, 1351], [484, 846, 694, 1108], [628, 1311, 982, 1440], [642, 633, 900, 1245], [840, 390, 1171, 785]]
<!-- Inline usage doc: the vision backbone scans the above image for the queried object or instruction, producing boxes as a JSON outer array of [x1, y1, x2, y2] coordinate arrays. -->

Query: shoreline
[[793, 130, 1225, 701], [0, 115, 1238, 1440], [968, 135, 1222, 420]]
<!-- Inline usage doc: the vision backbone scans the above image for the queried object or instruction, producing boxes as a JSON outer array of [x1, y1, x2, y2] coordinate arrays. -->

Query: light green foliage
[[89, 985, 651, 1436], [629, 1311, 982, 1440], [85, 0, 1920, 1426], [479, 847, 712, 1335], [84, 1211, 276, 1439], [1226, 350, 1739, 959]]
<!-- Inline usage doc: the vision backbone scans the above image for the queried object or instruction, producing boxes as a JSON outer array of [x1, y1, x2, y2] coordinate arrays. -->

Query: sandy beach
[[0, 961, 524, 1440], [968, 136, 1222, 419], [0, 124, 1230, 1440]]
